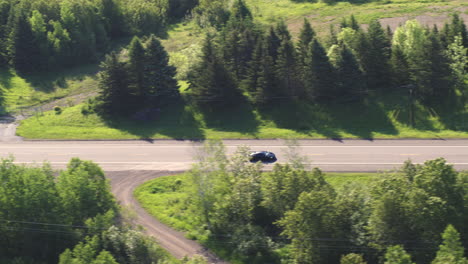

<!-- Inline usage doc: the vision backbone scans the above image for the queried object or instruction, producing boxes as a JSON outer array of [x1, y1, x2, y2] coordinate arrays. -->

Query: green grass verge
[[17, 91, 468, 139], [134, 171, 380, 264]]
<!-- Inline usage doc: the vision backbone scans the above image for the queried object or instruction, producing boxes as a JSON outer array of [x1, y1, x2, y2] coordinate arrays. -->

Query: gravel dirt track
[[106, 170, 229, 264]]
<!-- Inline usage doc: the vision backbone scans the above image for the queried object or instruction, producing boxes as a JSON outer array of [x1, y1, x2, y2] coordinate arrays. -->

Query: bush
[[54, 106, 62, 115]]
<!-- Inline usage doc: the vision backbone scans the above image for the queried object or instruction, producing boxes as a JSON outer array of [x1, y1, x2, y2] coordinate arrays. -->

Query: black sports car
[[249, 151, 277, 163]]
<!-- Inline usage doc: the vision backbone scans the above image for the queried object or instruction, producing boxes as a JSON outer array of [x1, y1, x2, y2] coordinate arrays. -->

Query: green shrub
[[54, 106, 62, 115]]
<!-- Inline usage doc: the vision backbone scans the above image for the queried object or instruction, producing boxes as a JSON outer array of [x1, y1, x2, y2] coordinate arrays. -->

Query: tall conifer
[[143, 35, 179, 107], [189, 34, 239, 106], [266, 26, 281, 61], [366, 19, 391, 89], [336, 45, 366, 100], [304, 39, 337, 101], [7, 9, 35, 74], [128, 36, 145, 99], [297, 18, 315, 72], [97, 52, 131, 115], [275, 37, 299, 99]]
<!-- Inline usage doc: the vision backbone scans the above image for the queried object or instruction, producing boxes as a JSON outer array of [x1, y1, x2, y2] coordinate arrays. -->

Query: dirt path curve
[[0, 116, 22, 142], [107, 170, 228, 264]]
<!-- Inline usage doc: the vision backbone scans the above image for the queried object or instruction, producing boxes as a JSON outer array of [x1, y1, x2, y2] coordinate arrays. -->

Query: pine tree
[[304, 39, 337, 102], [335, 45, 366, 101], [447, 35, 468, 104], [275, 20, 291, 42], [97, 52, 131, 115], [128, 36, 145, 99], [221, 6, 258, 81], [349, 14, 360, 31], [7, 8, 36, 74], [297, 18, 316, 86], [266, 26, 281, 61], [441, 14, 468, 47], [432, 225, 468, 264], [425, 30, 452, 103], [275, 37, 299, 99], [390, 44, 410, 87], [366, 19, 391, 89], [340, 15, 361, 31], [143, 35, 179, 107], [229, 0, 252, 20], [297, 18, 315, 67], [189, 34, 240, 106], [243, 37, 276, 105]]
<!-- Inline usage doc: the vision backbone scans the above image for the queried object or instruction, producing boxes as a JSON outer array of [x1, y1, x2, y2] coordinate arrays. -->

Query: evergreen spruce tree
[[297, 18, 316, 88], [426, 30, 453, 103], [349, 14, 361, 31], [390, 44, 411, 87], [189, 34, 240, 106], [229, 0, 252, 20], [304, 39, 337, 102], [243, 38, 263, 95], [243, 37, 276, 105], [7, 8, 36, 74], [275, 20, 292, 42], [340, 15, 361, 31], [275, 37, 299, 99], [266, 26, 281, 61], [447, 35, 468, 104], [366, 19, 391, 89], [128, 36, 145, 99], [297, 18, 315, 67], [335, 45, 366, 101], [221, 2, 257, 82], [441, 14, 468, 47], [97, 52, 131, 115], [143, 35, 179, 107]]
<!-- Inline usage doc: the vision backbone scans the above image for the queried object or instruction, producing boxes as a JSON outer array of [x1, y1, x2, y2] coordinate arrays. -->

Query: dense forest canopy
[[0, 157, 205, 264], [0, 0, 198, 74]]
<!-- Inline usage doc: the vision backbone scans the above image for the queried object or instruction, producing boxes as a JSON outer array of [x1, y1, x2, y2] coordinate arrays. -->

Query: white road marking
[[2, 145, 468, 149], [11, 161, 468, 165]]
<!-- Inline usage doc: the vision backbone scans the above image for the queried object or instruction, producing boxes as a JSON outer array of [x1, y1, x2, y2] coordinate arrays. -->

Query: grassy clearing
[[134, 171, 380, 263], [0, 66, 99, 115]]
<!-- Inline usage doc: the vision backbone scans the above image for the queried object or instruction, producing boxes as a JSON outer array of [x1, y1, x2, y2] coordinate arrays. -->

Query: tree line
[[187, 141, 468, 263], [71, 0, 467, 120], [188, 1, 467, 110], [0, 157, 205, 264], [90, 34, 180, 117], [0, 0, 197, 75]]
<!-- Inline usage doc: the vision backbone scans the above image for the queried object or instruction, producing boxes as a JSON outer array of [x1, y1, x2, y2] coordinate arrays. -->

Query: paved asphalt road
[[1, 139, 468, 172]]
